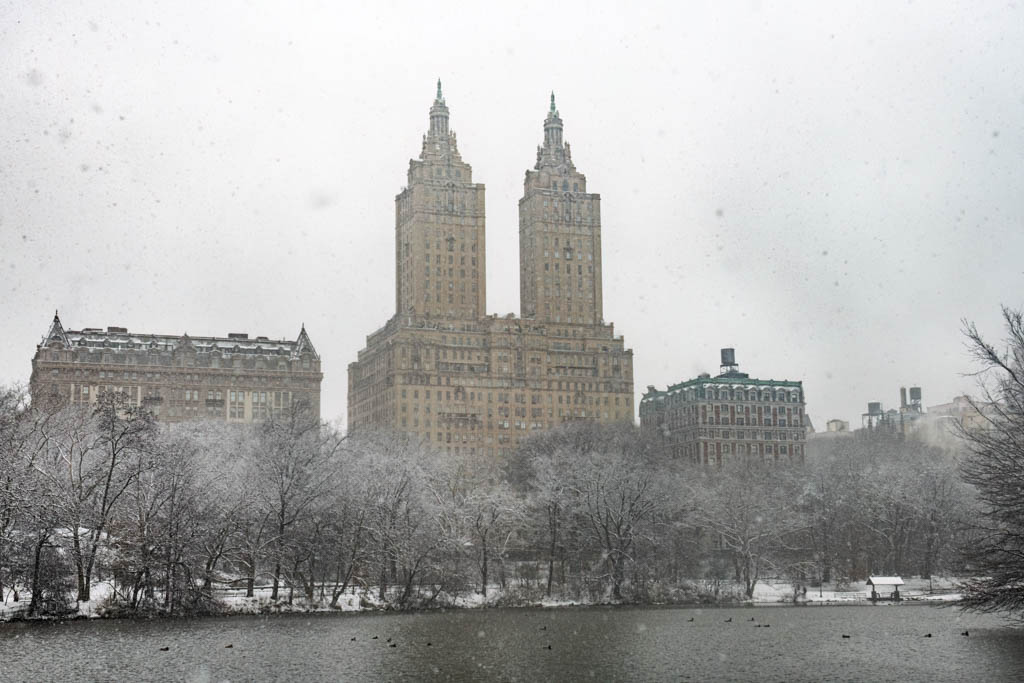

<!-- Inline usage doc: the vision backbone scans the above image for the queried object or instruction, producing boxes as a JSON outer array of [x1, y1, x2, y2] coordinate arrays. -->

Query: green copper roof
[[641, 374, 803, 402]]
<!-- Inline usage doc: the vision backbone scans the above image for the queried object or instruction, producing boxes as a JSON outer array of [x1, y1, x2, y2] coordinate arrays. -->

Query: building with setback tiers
[[640, 349, 806, 464], [348, 84, 634, 458], [31, 313, 323, 422]]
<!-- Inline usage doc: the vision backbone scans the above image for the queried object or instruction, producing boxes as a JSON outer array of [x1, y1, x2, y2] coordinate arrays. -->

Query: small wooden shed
[[867, 576, 904, 601]]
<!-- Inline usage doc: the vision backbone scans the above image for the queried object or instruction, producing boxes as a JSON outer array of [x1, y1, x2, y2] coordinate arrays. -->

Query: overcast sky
[[2, 1, 1022, 429]]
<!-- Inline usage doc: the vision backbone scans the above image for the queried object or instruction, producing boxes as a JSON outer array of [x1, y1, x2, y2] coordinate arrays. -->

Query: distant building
[[922, 394, 999, 436], [31, 313, 322, 422], [860, 386, 926, 435], [347, 84, 634, 459], [826, 419, 850, 433], [639, 349, 807, 464], [806, 418, 853, 448], [926, 395, 992, 427]]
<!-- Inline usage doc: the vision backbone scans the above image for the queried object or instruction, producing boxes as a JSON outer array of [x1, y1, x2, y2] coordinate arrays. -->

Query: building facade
[[519, 94, 603, 326], [639, 350, 806, 464], [31, 313, 323, 422], [348, 84, 634, 458]]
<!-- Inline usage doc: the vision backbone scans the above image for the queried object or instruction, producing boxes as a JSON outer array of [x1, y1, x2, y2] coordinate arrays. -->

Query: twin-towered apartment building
[[347, 83, 635, 458]]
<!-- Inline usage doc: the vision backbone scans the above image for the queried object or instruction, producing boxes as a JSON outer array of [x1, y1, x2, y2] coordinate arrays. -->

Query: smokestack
[[900, 387, 907, 409]]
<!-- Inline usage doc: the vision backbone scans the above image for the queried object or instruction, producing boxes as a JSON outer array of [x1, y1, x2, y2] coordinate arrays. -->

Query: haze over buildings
[[1, 2, 1022, 429]]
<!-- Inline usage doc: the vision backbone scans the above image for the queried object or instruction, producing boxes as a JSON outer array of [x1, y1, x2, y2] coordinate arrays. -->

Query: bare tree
[[348, 428, 447, 607], [690, 460, 808, 599], [250, 401, 344, 601], [957, 307, 1024, 616], [430, 457, 523, 597], [0, 385, 33, 603], [31, 392, 156, 602]]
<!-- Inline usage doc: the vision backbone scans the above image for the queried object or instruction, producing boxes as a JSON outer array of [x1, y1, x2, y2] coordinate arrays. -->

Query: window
[[230, 390, 246, 419]]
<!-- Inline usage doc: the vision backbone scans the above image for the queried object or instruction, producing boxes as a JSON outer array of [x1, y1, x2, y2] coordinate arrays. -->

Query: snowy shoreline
[[1, 577, 962, 624]]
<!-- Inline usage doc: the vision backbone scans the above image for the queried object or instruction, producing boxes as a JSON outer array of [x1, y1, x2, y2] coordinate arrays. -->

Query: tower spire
[[429, 79, 450, 136], [541, 91, 564, 160]]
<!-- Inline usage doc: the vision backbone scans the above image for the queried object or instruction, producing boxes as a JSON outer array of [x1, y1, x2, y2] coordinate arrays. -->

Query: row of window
[[396, 409, 629, 434], [657, 388, 802, 403], [423, 277, 477, 290], [698, 428, 805, 441], [697, 442, 803, 457]]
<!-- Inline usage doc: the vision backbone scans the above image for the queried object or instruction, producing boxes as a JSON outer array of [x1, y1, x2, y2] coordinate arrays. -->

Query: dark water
[[1, 605, 1022, 682]]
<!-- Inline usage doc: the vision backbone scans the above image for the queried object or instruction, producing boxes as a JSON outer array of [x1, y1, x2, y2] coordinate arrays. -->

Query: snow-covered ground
[[1, 576, 963, 621], [749, 577, 961, 604]]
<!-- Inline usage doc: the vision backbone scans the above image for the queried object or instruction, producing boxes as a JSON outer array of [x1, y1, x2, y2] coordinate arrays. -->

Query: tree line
[[0, 386, 979, 617]]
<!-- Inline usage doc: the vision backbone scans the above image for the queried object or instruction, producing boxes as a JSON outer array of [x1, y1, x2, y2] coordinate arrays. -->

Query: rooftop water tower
[[719, 348, 740, 376], [909, 386, 923, 413]]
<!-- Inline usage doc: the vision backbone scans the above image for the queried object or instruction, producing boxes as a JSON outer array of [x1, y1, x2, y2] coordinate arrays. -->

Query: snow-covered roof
[[867, 576, 904, 586], [39, 314, 319, 360]]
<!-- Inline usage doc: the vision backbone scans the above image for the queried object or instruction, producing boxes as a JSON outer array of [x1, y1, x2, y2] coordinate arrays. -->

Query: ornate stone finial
[[436, 79, 443, 102], [550, 91, 556, 113]]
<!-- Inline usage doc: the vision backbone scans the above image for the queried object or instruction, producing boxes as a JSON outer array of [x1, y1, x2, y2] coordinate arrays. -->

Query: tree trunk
[[246, 554, 255, 598], [72, 531, 92, 602], [203, 555, 216, 591], [28, 533, 47, 616], [480, 533, 488, 597], [611, 556, 623, 601], [546, 507, 557, 597]]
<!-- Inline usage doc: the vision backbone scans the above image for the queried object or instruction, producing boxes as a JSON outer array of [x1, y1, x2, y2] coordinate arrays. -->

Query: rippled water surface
[[2, 605, 1022, 682]]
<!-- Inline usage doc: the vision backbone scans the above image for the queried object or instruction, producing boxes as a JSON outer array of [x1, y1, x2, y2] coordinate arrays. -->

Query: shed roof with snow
[[866, 576, 904, 586]]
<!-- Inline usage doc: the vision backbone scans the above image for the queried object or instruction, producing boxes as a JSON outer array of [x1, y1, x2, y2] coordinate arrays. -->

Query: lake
[[1, 605, 1021, 682]]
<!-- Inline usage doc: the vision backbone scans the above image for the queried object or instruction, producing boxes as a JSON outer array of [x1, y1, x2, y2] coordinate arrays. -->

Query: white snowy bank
[[1, 576, 964, 622]]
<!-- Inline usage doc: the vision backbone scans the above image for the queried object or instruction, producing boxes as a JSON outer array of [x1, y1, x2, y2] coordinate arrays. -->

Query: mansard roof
[[40, 318, 318, 360], [641, 374, 804, 404]]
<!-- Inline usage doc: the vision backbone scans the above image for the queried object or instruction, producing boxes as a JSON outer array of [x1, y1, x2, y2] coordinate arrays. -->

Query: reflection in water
[[1, 606, 1022, 682]]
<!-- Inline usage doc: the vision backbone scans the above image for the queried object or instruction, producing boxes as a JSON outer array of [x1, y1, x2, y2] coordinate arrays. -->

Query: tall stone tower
[[519, 94, 603, 326], [350, 84, 634, 458], [395, 81, 487, 321]]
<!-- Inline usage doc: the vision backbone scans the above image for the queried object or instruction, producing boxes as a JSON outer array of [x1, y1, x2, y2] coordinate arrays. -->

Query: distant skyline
[[2, 1, 1022, 430]]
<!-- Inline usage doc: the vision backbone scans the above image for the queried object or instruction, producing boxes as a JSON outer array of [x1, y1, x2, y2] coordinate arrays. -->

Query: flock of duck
[[704, 615, 970, 640], [153, 618, 972, 652]]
